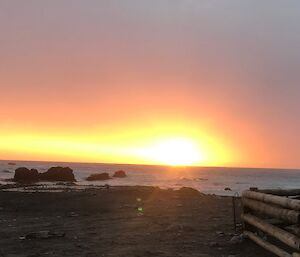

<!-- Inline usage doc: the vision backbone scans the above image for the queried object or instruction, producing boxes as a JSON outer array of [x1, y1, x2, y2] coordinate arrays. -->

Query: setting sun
[[137, 138, 203, 166]]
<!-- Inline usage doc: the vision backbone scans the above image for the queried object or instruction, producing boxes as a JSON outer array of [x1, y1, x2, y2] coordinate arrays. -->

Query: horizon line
[[1, 158, 299, 171]]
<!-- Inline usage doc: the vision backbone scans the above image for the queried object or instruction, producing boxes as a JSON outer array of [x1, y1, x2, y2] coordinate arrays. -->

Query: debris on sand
[[67, 212, 79, 217], [166, 224, 195, 232], [19, 231, 65, 240]]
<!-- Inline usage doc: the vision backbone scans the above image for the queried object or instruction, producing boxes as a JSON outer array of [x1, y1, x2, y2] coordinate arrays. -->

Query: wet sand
[[0, 186, 272, 257]]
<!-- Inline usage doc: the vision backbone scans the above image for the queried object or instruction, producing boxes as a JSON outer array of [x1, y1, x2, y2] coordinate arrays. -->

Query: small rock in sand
[[67, 212, 79, 217], [216, 231, 225, 236], [177, 187, 203, 197], [209, 241, 220, 247], [166, 224, 195, 232]]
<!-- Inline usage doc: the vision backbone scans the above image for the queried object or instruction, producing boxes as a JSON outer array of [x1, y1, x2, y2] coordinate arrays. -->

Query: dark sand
[[0, 186, 272, 257]]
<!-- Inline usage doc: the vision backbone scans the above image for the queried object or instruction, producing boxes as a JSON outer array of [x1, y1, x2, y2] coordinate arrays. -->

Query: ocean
[[1, 160, 300, 196]]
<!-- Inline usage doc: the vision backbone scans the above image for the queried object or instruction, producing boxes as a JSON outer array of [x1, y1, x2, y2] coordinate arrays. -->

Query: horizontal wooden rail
[[259, 189, 300, 196], [242, 213, 300, 250], [242, 191, 300, 211], [243, 198, 300, 224], [244, 231, 291, 257]]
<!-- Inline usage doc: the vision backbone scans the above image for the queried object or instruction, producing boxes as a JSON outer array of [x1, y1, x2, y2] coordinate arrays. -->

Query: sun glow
[[0, 122, 234, 167], [138, 138, 203, 166]]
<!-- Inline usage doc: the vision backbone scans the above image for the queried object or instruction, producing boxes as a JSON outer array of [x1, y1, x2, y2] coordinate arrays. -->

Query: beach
[[0, 186, 272, 257]]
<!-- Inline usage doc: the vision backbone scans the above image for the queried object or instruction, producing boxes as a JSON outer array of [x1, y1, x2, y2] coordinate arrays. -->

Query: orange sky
[[1, 1, 300, 168]]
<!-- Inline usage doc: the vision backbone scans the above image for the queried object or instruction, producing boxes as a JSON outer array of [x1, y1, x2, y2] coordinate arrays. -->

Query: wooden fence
[[242, 189, 300, 257]]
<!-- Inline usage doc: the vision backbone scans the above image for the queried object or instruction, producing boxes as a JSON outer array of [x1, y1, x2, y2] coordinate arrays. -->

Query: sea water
[[1, 160, 300, 195]]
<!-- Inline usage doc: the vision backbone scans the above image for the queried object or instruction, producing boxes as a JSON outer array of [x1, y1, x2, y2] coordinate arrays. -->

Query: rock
[[224, 187, 232, 191], [86, 173, 111, 181], [1, 169, 12, 173], [230, 234, 245, 244], [250, 187, 258, 191], [216, 231, 225, 236], [67, 212, 79, 217], [8, 162, 16, 165], [14, 167, 39, 182], [13, 166, 76, 182], [176, 187, 203, 197], [112, 170, 127, 178], [39, 167, 76, 182], [209, 241, 220, 247]]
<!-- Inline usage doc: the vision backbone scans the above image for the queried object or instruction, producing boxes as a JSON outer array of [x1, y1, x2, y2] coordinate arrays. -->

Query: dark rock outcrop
[[13, 166, 76, 183], [113, 170, 127, 178], [39, 167, 76, 182], [14, 167, 39, 182], [86, 173, 111, 181]]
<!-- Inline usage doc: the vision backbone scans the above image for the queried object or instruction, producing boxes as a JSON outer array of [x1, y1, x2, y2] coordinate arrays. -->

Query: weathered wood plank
[[242, 213, 300, 250], [242, 191, 300, 211], [259, 189, 300, 196], [244, 231, 292, 257], [243, 198, 300, 224], [285, 225, 300, 236]]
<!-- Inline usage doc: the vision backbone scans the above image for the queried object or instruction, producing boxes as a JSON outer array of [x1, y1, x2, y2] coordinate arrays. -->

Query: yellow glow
[[137, 138, 203, 166], [0, 121, 235, 167]]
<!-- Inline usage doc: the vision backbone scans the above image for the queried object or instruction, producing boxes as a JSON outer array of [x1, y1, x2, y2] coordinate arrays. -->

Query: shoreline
[[0, 183, 238, 196]]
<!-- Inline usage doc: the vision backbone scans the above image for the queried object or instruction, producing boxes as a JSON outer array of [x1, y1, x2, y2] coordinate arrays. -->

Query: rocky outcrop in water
[[113, 170, 127, 178], [13, 166, 76, 183], [86, 173, 111, 181], [1, 169, 12, 173], [39, 167, 76, 182], [14, 167, 39, 182]]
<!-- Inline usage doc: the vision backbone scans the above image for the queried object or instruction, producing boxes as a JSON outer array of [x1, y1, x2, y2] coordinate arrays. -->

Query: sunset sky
[[1, 1, 300, 168]]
